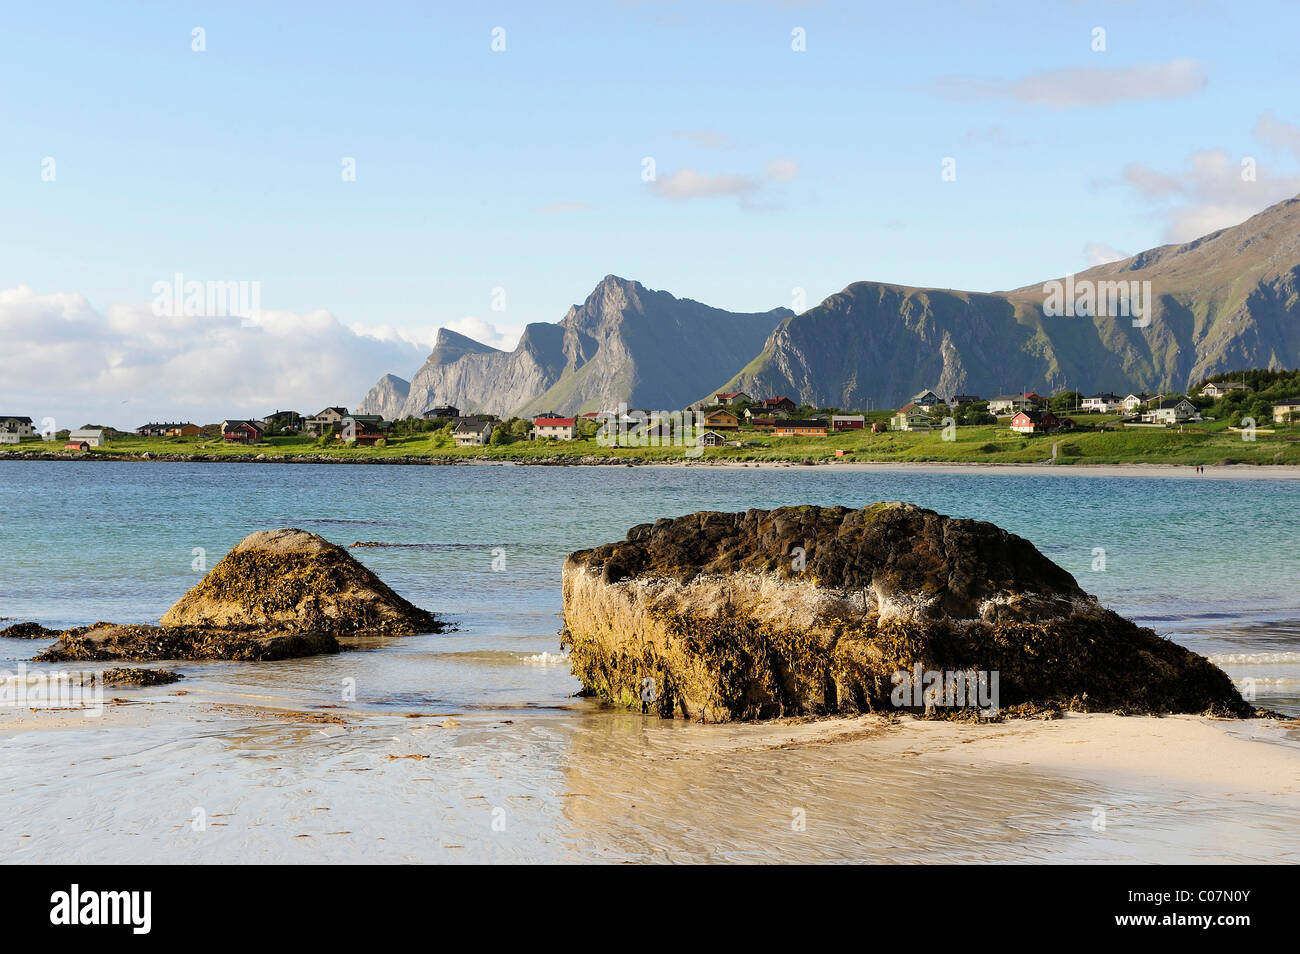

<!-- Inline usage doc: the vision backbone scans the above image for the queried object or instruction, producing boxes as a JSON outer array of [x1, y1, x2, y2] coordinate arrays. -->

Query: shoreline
[[5, 697, 1297, 863], [3, 450, 1299, 479]]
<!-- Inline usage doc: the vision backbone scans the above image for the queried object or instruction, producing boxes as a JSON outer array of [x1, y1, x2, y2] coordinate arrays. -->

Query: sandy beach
[[4, 686, 1297, 864]]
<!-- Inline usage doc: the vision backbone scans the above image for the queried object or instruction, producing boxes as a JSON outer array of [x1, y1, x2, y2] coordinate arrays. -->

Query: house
[[453, 418, 493, 446], [1009, 410, 1062, 434], [703, 408, 740, 430], [532, 416, 577, 440], [949, 394, 983, 407], [1121, 393, 1153, 412], [831, 415, 865, 431], [306, 406, 349, 435], [166, 423, 201, 437], [0, 430, 19, 444], [135, 422, 170, 437], [698, 430, 728, 447], [1272, 399, 1300, 424], [760, 396, 797, 415], [749, 416, 777, 431], [772, 419, 828, 437], [987, 394, 1041, 415], [337, 417, 386, 445], [0, 416, 36, 437], [221, 420, 265, 444], [1143, 398, 1198, 425], [64, 440, 89, 451], [713, 391, 752, 406], [1201, 381, 1248, 399], [262, 410, 304, 433], [1081, 392, 1122, 413], [68, 428, 107, 447], [421, 405, 461, 420], [890, 403, 933, 431], [910, 390, 943, 408]]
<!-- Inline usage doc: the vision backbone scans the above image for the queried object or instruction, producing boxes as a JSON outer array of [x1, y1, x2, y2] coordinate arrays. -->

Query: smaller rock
[[100, 667, 184, 687], [0, 621, 61, 639]]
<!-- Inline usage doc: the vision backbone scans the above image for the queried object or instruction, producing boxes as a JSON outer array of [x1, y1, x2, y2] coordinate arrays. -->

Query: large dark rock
[[560, 502, 1253, 722]]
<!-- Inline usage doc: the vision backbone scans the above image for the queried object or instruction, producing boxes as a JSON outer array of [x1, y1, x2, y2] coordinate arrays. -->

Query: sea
[[1, 460, 1297, 863]]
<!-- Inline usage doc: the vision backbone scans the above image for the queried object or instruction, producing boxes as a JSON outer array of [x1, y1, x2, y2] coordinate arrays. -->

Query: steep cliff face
[[716, 194, 1300, 407], [363, 276, 790, 418], [356, 373, 410, 418], [398, 325, 567, 417], [560, 503, 1251, 722]]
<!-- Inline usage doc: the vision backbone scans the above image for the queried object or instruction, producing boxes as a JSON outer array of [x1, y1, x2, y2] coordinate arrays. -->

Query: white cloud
[[1084, 243, 1128, 267], [672, 129, 736, 150], [650, 158, 798, 205], [932, 59, 1206, 110], [0, 285, 425, 430], [765, 158, 799, 181], [1116, 149, 1300, 242], [1253, 110, 1300, 160], [442, 316, 521, 351], [651, 167, 761, 200]]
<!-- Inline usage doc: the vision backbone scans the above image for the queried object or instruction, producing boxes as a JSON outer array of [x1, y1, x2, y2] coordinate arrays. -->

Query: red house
[[762, 396, 797, 414], [222, 419, 266, 444], [1009, 410, 1062, 434]]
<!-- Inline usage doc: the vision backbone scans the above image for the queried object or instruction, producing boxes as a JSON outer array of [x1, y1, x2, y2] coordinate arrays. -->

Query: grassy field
[[5, 414, 1299, 466]]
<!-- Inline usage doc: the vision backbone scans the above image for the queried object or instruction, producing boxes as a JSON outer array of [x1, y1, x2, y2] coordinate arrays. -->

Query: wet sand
[[4, 690, 1297, 864]]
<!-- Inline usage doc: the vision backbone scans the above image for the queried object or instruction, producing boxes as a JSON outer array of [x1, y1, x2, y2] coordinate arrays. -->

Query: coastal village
[[2, 372, 1296, 457]]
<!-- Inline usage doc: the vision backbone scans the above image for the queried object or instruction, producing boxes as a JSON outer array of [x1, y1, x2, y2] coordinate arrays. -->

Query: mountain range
[[359, 194, 1300, 418]]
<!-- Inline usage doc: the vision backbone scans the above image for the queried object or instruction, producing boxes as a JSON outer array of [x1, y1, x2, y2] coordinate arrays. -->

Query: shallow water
[[2, 460, 1298, 862]]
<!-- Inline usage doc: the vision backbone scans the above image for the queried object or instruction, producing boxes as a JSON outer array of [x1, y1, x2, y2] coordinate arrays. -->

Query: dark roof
[[0, 415, 34, 423], [454, 418, 491, 434], [776, 419, 827, 427]]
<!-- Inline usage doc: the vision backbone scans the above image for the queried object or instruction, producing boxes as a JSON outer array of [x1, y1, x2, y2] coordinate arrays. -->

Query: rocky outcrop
[[159, 528, 441, 635], [0, 622, 62, 639], [560, 502, 1252, 722], [368, 276, 791, 419], [356, 373, 410, 418], [37, 528, 444, 663], [714, 193, 1300, 407]]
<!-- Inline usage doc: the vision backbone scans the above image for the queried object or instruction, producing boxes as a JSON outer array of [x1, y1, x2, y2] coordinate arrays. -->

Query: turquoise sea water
[[2, 460, 1298, 715]]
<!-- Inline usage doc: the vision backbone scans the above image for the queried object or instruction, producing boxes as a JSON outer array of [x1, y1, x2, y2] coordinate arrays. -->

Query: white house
[[1143, 398, 1198, 424], [713, 391, 752, 407], [1272, 399, 1300, 424], [69, 428, 107, 447], [1121, 393, 1153, 412], [0, 416, 36, 437], [1201, 381, 1248, 399], [531, 416, 576, 440], [1081, 392, 1122, 412], [453, 418, 493, 446], [988, 394, 1040, 415], [0, 430, 19, 445]]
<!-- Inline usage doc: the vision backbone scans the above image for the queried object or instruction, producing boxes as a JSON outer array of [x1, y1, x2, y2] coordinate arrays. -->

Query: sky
[[3, 0, 1299, 428]]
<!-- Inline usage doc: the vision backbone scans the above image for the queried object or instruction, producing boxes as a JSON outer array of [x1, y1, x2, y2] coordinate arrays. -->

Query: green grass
[[4, 417, 1298, 466]]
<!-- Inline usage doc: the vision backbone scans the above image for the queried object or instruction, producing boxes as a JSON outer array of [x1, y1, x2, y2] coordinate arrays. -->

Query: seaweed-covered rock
[[0, 622, 62, 639], [38, 528, 443, 663], [560, 502, 1252, 722], [100, 667, 185, 687], [37, 623, 338, 663], [160, 528, 443, 636]]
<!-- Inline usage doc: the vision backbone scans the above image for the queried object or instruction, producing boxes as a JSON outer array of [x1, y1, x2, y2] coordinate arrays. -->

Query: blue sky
[[3, 0, 1299, 425]]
